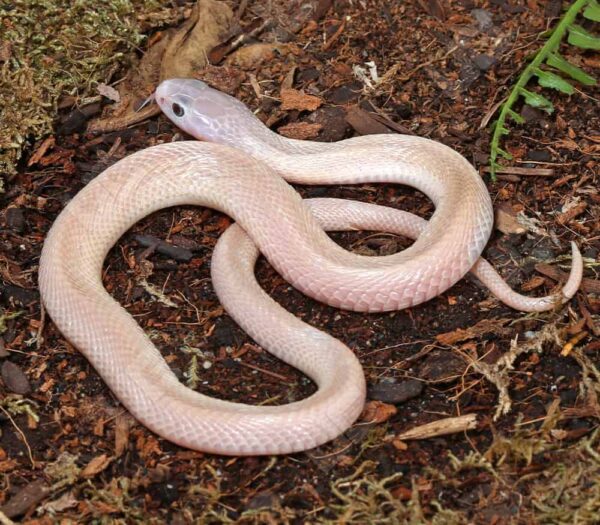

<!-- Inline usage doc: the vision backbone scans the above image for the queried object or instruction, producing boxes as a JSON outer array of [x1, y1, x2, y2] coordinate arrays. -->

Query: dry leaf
[[0, 479, 50, 519], [360, 400, 397, 423], [521, 275, 546, 292], [226, 43, 296, 69], [495, 202, 526, 234], [39, 492, 79, 514], [90, 0, 233, 133], [81, 454, 112, 478], [97, 83, 120, 102]]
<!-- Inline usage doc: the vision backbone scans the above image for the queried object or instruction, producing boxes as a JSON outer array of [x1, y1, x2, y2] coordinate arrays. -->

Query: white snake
[[39, 78, 582, 455]]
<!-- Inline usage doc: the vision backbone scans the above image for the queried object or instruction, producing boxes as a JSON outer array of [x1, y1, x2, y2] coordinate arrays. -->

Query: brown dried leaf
[[161, 0, 233, 79], [417, 0, 447, 20], [226, 42, 296, 69], [97, 83, 120, 102], [90, 0, 233, 134], [495, 202, 526, 234], [280, 88, 322, 112], [521, 275, 546, 292], [554, 138, 580, 151], [81, 454, 112, 478], [360, 400, 397, 423]]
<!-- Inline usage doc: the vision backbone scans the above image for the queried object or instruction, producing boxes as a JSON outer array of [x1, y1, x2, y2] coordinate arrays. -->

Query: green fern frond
[[584, 0, 600, 21], [488, 0, 598, 180]]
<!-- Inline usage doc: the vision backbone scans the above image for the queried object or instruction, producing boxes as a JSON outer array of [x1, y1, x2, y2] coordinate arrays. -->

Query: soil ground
[[1, 1, 599, 523]]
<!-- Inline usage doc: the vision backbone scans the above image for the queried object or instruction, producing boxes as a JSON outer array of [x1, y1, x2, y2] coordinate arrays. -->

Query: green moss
[[0, 0, 157, 181]]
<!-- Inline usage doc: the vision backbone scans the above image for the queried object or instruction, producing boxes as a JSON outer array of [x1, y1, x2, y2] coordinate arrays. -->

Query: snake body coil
[[38, 79, 582, 455]]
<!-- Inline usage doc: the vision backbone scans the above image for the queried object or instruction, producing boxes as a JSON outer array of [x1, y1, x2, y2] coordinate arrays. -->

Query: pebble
[[418, 351, 465, 383], [368, 379, 423, 404], [327, 82, 362, 104], [1, 360, 31, 394], [5, 208, 25, 233], [473, 54, 497, 71]]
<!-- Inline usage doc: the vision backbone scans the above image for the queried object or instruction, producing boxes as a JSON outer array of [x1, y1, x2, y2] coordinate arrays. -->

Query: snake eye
[[172, 102, 185, 117]]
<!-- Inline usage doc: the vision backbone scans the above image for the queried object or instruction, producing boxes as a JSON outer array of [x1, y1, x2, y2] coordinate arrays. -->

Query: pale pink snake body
[[38, 79, 582, 455]]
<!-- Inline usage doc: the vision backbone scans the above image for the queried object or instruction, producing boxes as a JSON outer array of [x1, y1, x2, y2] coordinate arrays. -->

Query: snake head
[[155, 78, 251, 145]]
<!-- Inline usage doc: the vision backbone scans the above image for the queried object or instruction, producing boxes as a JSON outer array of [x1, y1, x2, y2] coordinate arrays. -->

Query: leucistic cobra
[[38, 78, 583, 455]]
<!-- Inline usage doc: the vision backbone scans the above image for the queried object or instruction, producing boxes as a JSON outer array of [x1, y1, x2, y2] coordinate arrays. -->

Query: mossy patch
[[0, 0, 158, 182]]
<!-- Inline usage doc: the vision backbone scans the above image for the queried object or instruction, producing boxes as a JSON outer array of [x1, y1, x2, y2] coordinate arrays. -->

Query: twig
[[0, 511, 17, 525], [36, 303, 45, 351], [536, 263, 600, 294], [236, 361, 290, 382], [481, 166, 556, 177], [397, 413, 478, 440]]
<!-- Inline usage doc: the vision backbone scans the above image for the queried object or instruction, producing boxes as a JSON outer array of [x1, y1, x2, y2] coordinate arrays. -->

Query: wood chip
[[535, 263, 600, 294], [521, 275, 546, 292], [436, 318, 511, 345], [227, 42, 296, 69], [557, 201, 587, 225], [277, 121, 322, 140], [280, 88, 322, 112], [346, 106, 392, 135], [115, 414, 132, 457], [0, 479, 50, 519], [323, 17, 347, 51], [27, 136, 56, 167]]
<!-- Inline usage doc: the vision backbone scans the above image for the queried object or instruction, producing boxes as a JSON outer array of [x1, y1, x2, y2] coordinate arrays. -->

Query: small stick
[[536, 263, 600, 294], [237, 361, 290, 382], [482, 166, 556, 176], [396, 413, 478, 440]]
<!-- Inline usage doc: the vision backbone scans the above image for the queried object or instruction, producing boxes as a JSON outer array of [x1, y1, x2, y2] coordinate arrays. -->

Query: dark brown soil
[[1, 1, 599, 523]]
